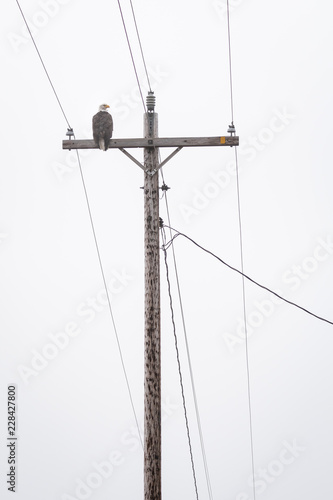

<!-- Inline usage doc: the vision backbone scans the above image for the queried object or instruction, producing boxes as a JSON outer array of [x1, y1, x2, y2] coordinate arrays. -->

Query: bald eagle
[[92, 104, 113, 151]]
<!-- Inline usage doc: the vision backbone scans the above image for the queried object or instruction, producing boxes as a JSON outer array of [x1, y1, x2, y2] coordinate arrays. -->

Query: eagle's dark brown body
[[92, 110, 113, 151]]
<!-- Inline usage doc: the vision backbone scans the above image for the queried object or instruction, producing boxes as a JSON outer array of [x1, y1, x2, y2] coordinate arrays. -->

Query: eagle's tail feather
[[99, 138, 106, 151]]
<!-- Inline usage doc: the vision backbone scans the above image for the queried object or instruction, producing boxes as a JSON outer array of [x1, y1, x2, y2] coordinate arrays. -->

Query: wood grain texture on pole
[[144, 111, 161, 500]]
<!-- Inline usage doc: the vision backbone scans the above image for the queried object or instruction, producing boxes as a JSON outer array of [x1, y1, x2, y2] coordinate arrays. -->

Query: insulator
[[66, 128, 74, 138], [227, 123, 236, 135], [146, 91, 156, 112]]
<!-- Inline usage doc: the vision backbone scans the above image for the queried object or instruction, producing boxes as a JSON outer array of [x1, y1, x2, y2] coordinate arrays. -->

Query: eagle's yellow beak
[[105, 104, 110, 108]]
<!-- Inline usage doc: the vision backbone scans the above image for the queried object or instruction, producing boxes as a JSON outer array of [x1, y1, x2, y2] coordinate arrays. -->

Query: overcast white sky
[[1, 0, 333, 499]]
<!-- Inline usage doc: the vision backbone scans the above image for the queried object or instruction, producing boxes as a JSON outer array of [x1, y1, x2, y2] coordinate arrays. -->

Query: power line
[[14, 0, 143, 448], [15, 0, 71, 128], [234, 145, 256, 500], [76, 152, 143, 449], [162, 225, 333, 327], [117, 0, 147, 112], [226, 0, 235, 124], [161, 226, 199, 500], [129, 0, 152, 92], [226, 1, 256, 494], [160, 164, 214, 500]]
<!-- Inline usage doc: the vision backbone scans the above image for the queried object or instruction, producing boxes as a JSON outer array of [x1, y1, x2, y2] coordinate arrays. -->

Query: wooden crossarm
[[62, 136, 239, 150]]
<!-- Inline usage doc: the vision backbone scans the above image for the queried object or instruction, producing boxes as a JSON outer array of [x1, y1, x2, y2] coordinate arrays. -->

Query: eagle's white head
[[99, 104, 110, 112]]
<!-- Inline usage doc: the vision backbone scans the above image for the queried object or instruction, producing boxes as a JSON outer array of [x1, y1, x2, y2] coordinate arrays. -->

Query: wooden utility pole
[[143, 95, 161, 500], [62, 93, 239, 500]]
